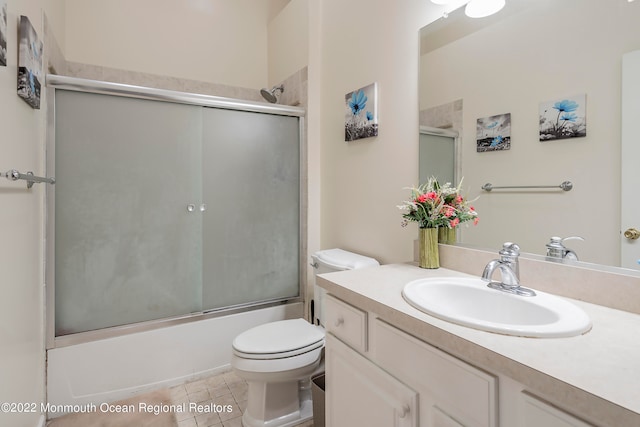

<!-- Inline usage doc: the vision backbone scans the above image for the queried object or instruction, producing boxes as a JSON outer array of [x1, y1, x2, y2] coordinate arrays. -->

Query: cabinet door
[[520, 393, 593, 427], [432, 406, 465, 427], [372, 319, 497, 427], [326, 333, 417, 427]]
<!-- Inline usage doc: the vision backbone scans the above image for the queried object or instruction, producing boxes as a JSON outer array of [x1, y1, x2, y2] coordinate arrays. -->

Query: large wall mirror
[[419, 0, 640, 272]]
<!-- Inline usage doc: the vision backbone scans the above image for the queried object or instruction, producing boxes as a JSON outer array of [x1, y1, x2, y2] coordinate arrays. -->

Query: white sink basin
[[402, 277, 591, 338]]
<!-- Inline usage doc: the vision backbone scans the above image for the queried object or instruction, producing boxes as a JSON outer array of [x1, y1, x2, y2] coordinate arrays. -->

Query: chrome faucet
[[545, 236, 584, 261], [482, 242, 536, 297]]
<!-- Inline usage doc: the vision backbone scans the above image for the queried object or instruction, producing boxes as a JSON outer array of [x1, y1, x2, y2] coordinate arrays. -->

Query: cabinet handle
[[334, 317, 344, 327], [398, 404, 410, 418]]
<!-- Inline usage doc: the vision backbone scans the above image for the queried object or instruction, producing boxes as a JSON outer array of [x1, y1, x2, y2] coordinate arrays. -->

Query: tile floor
[[169, 369, 314, 427]]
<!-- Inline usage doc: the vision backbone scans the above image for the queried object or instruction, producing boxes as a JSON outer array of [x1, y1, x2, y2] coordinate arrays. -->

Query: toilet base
[[240, 376, 314, 427], [242, 398, 312, 427]]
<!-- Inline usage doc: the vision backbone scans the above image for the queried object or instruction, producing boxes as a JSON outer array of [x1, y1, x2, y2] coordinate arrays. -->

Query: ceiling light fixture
[[464, 0, 506, 18]]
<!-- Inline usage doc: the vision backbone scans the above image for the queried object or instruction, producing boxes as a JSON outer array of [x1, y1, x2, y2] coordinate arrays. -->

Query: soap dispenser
[[545, 236, 584, 261]]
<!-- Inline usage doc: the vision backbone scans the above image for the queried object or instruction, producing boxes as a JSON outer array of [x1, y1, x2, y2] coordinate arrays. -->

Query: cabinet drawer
[[325, 295, 367, 352], [373, 319, 497, 427]]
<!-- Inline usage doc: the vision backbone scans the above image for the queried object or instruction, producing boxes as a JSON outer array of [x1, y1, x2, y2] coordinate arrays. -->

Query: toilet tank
[[311, 249, 379, 326]]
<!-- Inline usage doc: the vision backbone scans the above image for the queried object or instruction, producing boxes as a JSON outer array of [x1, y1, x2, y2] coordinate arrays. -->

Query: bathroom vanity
[[317, 260, 640, 427]]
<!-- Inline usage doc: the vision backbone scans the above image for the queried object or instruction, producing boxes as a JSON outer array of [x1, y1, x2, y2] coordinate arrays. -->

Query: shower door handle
[[187, 203, 207, 212]]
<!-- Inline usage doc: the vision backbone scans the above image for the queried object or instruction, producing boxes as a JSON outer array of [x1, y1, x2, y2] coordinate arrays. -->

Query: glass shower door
[[54, 90, 203, 335], [201, 108, 301, 310]]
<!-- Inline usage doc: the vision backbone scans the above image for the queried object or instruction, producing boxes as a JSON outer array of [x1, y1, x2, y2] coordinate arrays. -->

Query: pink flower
[[450, 218, 460, 228], [425, 191, 438, 201], [455, 195, 463, 204], [473, 217, 480, 225], [417, 194, 428, 203], [443, 205, 455, 217]]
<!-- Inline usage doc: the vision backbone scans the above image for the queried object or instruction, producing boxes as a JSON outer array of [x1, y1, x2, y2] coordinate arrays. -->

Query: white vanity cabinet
[[519, 393, 593, 427], [325, 333, 418, 427], [323, 293, 594, 427], [318, 262, 638, 426], [324, 295, 417, 427], [324, 294, 496, 427], [372, 319, 498, 427]]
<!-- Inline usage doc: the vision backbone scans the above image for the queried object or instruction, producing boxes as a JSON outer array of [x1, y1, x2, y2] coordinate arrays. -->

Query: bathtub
[[46, 303, 303, 417]]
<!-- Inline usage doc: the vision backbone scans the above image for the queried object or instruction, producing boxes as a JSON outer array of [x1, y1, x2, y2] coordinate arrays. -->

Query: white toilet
[[231, 248, 379, 427]]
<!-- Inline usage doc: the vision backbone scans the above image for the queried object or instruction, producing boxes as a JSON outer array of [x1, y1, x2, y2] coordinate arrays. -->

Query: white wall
[[420, 0, 640, 265], [267, 0, 308, 86], [64, 0, 271, 89], [310, 0, 443, 264], [0, 1, 49, 426]]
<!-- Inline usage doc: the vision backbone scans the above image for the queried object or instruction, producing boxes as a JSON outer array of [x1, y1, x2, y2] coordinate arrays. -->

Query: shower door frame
[[45, 75, 307, 349]]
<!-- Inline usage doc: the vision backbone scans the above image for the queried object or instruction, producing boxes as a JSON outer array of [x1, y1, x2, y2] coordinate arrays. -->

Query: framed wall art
[[345, 82, 378, 142], [0, 1, 7, 66], [539, 94, 586, 141], [17, 15, 43, 109], [476, 113, 511, 152]]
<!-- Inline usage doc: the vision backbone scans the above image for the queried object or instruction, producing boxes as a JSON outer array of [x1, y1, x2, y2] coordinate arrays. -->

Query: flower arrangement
[[398, 177, 479, 229]]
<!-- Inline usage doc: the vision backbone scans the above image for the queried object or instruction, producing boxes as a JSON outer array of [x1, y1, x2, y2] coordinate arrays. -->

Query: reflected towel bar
[[2, 169, 56, 188], [481, 181, 573, 192]]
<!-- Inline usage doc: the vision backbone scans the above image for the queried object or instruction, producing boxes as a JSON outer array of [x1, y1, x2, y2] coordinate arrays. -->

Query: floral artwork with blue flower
[[539, 94, 587, 141], [345, 83, 378, 141], [17, 15, 42, 109], [476, 113, 511, 152]]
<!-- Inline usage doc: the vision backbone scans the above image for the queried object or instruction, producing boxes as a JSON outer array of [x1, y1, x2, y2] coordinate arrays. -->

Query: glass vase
[[419, 227, 440, 269], [438, 227, 457, 245]]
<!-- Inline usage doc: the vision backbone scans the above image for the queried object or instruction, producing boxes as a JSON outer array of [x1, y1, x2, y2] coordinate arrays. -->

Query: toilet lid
[[233, 318, 325, 356], [314, 248, 380, 270]]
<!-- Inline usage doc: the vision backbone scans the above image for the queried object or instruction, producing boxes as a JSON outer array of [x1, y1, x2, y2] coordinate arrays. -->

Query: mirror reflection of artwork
[[476, 113, 511, 152], [17, 15, 43, 109], [0, 1, 7, 66], [539, 94, 587, 141], [345, 82, 378, 142]]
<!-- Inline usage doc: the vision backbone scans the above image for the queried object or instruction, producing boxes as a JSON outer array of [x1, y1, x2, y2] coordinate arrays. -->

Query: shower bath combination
[[46, 75, 305, 409], [260, 84, 284, 103]]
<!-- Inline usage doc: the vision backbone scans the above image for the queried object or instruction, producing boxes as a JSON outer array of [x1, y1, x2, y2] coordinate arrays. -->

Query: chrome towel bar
[[481, 181, 573, 192], [2, 169, 56, 188]]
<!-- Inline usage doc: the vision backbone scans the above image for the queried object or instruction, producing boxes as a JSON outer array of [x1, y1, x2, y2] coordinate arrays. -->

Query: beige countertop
[[317, 263, 640, 427]]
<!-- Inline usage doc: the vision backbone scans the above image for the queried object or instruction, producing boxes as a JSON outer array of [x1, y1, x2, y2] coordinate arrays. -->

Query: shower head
[[260, 84, 284, 103]]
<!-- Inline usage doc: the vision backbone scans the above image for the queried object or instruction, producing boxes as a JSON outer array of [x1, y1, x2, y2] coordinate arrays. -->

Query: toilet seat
[[233, 339, 324, 360], [233, 318, 325, 360]]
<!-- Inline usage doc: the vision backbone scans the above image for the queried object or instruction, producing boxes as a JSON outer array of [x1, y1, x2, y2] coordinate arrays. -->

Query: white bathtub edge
[[47, 303, 302, 418]]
